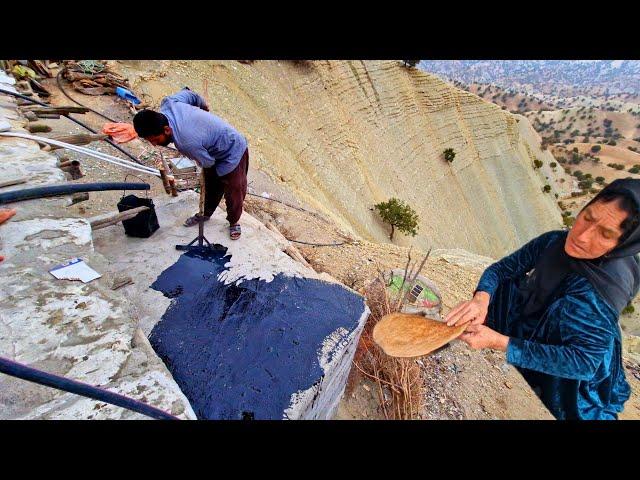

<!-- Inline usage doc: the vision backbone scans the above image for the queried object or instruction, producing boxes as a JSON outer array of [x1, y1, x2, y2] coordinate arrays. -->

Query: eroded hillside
[[118, 60, 562, 258]]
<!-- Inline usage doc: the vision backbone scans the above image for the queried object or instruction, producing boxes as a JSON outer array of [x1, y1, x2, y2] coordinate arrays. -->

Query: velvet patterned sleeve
[[476, 230, 563, 297], [506, 286, 617, 381]]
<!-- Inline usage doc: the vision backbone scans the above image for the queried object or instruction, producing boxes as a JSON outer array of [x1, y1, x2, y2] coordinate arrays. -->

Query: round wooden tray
[[372, 312, 466, 358]]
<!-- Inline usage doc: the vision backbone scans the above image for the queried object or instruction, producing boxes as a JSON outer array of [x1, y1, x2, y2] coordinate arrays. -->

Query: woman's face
[[565, 199, 627, 259]]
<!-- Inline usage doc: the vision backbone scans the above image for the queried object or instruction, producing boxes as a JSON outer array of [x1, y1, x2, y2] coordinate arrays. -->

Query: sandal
[[184, 213, 210, 227], [230, 224, 241, 240]]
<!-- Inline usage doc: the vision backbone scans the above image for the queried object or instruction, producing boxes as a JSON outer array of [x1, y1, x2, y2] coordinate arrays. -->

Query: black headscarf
[[520, 178, 640, 316]]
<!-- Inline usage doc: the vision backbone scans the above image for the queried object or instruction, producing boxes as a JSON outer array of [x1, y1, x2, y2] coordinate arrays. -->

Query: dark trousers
[[203, 149, 249, 224]]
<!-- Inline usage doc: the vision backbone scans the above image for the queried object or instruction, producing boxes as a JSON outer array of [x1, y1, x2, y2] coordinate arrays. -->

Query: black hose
[[56, 69, 117, 123], [0, 355, 178, 420], [0, 87, 143, 165], [0, 182, 150, 205], [247, 191, 351, 246], [247, 191, 328, 219]]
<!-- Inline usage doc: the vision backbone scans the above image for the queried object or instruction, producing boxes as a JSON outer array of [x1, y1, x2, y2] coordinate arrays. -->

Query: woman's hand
[[458, 324, 509, 351], [445, 291, 491, 327]]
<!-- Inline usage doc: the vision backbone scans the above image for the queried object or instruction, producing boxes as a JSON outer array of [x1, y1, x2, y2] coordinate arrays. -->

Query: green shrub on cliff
[[374, 198, 419, 241], [443, 148, 456, 162]]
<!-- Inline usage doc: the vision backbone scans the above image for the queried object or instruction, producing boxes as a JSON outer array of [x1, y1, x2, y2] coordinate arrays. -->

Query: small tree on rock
[[374, 198, 419, 241], [443, 148, 456, 162]]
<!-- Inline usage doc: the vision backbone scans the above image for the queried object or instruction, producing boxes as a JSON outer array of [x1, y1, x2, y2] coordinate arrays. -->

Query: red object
[[0, 208, 16, 225], [102, 122, 138, 143]]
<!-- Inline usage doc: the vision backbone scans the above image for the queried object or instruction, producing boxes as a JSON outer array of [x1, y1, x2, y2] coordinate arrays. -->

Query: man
[[133, 88, 248, 240], [445, 178, 640, 419]]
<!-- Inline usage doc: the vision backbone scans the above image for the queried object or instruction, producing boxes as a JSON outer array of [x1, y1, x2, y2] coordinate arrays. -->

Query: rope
[[56, 69, 117, 123], [246, 191, 352, 246], [288, 238, 350, 247], [247, 191, 327, 218], [0, 355, 178, 420]]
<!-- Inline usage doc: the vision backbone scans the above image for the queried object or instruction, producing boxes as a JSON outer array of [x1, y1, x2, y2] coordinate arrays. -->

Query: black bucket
[[117, 193, 160, 238]]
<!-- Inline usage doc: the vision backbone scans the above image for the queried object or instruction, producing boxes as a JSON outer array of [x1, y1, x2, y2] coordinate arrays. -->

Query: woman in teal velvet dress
[[445, 178, 640, 420]]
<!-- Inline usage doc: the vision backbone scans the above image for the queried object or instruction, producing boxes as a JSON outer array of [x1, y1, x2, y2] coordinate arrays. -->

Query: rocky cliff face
[[121, 60, 563, 258]]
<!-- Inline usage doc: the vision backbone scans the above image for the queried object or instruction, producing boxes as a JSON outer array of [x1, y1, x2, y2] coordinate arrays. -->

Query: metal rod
[[0, 87, 144, 165], [0, 132, 160, 177], [0, 355, 177, 420]]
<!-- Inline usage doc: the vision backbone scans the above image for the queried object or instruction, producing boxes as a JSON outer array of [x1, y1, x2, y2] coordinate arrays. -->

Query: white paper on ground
[[49, 258, 101, 283]]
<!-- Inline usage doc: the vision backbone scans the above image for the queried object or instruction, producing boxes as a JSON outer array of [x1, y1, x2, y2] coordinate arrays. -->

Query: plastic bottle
[[115, 87, 141, 105]]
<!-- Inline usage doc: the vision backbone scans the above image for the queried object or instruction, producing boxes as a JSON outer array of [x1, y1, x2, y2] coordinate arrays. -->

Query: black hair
[[133, 110, 169, 137], [588, 190, 640, 244]]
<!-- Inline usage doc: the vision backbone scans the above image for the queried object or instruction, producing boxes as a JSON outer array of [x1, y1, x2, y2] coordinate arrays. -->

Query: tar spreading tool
[[175, 169, 224, 253]]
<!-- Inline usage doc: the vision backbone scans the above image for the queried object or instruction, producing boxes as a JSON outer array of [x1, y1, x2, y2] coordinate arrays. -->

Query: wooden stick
[[51, 133, 108, 145], [168, 176, 178, 197], [89, 206, 150, 230], [111, 276, 134, 290], [0, 176, 28, 189], [71, 192, 89, 204], [157, 151, 171, 194], [22, 106, 89, 114], [199, 169, 205, 216]]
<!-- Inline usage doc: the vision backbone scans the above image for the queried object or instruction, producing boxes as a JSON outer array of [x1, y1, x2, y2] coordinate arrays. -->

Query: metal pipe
[[0, 131, 158, 173], [0, 182, 150, 205], [0, 355, 177, 420], [0, 132, 160, 177], [0, 87, 144, 165]]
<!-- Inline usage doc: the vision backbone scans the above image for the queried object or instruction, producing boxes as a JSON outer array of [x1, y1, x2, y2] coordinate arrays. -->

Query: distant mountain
[[418, 61, 640, 95]]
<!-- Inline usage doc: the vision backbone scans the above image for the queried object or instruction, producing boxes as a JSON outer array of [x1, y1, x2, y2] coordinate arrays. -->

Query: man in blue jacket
[[133, 88, 248, 240]]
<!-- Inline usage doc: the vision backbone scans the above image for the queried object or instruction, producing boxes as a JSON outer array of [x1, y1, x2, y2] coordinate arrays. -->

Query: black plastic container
[[117, 194, 159, 238]]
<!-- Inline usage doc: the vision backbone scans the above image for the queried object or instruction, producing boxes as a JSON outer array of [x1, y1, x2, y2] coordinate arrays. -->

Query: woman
[[446, 178, 640, 419]]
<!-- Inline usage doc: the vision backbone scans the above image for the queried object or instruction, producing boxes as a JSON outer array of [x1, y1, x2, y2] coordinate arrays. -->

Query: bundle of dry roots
[[352, 249, 430, 419], [62, 60, 130, 96]]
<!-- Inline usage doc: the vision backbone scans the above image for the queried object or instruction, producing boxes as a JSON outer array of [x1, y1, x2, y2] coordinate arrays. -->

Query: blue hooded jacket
[[477, 230, 632, 419]]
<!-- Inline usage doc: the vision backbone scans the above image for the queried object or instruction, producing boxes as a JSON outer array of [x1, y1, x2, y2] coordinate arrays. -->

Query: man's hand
[[445, 291, 490, 327], [458, 324, 509, 351]]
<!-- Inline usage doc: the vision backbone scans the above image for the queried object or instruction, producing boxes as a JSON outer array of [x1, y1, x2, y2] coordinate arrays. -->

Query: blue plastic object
[[115, 87, 141, 105]]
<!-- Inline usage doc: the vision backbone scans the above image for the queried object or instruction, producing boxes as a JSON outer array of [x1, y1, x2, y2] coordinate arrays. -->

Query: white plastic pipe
[[0, 131, 161, 177]]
